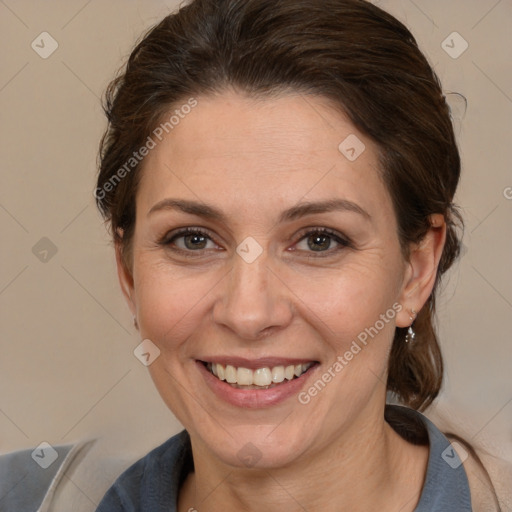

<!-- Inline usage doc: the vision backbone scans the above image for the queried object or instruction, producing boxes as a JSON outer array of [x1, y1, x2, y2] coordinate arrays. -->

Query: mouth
[[200, 360, 317, 390]]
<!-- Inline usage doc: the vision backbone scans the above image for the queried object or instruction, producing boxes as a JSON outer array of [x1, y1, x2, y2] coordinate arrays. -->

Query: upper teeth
[[208, 362, 313, 386]]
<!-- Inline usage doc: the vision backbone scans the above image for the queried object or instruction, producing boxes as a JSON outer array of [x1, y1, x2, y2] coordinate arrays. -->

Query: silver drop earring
[[405, 309, 417, 344]]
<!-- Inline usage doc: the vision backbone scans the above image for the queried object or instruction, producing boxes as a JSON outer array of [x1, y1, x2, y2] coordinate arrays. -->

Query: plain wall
[[1, 0, 511, 502]]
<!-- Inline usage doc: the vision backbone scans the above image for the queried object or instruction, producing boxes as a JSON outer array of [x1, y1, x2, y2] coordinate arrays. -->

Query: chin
[[195, 420, 315, 470]]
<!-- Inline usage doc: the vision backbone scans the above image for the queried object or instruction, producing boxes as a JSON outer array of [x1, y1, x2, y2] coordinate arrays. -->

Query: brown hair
[[96, 0, 463, 411]]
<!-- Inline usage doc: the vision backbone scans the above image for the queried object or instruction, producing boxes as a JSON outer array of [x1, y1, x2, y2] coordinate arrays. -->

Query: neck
[[179, 406, 429, 512]]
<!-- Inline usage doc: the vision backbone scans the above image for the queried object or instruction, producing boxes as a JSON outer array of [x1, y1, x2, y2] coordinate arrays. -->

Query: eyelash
[[159, 226, 352, 257]]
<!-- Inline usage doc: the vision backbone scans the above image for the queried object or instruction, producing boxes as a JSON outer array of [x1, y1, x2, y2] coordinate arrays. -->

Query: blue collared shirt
[[96, 406, 472, 511]]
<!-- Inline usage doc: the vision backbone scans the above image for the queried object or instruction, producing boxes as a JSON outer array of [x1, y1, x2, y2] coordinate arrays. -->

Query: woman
[[95, 0, 504, 510]]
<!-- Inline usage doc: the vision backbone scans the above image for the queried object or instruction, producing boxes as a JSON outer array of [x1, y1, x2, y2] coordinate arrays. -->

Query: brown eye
[[182, 233, 208, 250], [306, 233, 332, 251], [162, 228, 219, 252], [294, 228, 350, 254]]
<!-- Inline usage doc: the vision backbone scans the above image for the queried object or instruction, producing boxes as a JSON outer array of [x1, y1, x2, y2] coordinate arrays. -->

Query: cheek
[[133, 240, 404, 360], [287, 257, 402, 344], [133, 258, 221, 350]]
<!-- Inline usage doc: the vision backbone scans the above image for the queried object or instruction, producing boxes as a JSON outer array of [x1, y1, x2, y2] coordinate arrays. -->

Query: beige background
[[1, 0, 511, 507]]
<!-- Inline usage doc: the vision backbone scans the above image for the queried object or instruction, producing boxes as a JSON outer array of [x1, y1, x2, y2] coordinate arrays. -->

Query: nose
[[212, 250, 293, 340]]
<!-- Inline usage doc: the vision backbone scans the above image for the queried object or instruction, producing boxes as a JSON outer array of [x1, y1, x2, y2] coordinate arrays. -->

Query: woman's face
[[120, 91, 416, 468]]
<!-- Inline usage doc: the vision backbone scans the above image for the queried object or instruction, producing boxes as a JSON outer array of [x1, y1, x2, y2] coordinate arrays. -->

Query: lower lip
[[196, 361, 318, 409]]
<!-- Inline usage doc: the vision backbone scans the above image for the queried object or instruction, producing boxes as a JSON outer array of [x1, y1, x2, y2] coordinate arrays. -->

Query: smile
[[204, 361, 315, 389]]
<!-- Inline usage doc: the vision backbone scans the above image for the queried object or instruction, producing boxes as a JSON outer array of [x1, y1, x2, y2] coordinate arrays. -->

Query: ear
[[396, 214, 447, 328], [115, 237, 136, 317]]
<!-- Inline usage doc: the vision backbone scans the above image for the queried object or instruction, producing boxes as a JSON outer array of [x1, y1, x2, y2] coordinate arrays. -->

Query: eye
[[160, 226, 351, 257], [294, 228, 351, 254], [162, 228, 220, 252]]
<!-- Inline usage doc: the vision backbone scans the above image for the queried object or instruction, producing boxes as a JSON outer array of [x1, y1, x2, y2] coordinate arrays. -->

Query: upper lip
[[198, 357, 318, 370]]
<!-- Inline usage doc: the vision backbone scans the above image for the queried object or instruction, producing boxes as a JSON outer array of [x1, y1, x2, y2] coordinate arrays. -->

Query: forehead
[[137, 91, 393, 224]]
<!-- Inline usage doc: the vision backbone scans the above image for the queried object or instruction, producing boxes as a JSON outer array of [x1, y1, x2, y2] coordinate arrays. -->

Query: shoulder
[[444, 432, 512, 512], [386, 405, 473, 511], [96, 430, 192, 512], [387, 404, 511, 512], [426, 406, 512, 512]]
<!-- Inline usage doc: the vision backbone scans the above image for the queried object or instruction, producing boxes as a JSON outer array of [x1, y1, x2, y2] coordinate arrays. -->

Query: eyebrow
[[147, 198, 371, 222]]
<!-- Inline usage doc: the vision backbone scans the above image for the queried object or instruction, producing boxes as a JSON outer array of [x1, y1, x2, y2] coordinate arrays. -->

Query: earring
[[133, 315, 139, 330], [405, 309, 417, 344]]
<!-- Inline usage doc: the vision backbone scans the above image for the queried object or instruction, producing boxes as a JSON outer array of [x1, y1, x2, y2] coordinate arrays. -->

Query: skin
[[116, 90, 447, 511]]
